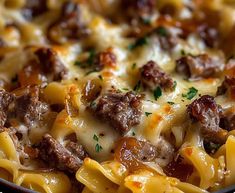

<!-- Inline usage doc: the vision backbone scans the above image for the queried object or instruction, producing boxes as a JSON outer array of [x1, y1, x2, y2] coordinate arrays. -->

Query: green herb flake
[[167, 101, 175, 105], [93, 134, 99, 142], [204, 142, 221, 154], [154, 86, 162, 100], [74, 61, 82, 66], [98, 75, 103, 80], [133, 80, 141, 92], [182, 87, 198, 100], [132, 63, 137, 69], [142, 18, 151, 25], [145, 112, 152, 117], [74, 49, 96, 68], [132, 132, 136, 136], [90, 101, 96, 108], [122, 88, 129, 91], [181, 50, 186, 56], [87, 49, 96, 65], [155, 26, 168, 37], [173, 81, 177, 90], [117, 89, 123, 93], [128, 37, 148, 50], [95, 144, 103, 153]]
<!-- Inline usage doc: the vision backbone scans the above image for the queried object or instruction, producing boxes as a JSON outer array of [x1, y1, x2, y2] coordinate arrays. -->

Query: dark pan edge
[[0, 178, 36, 193], [213, 184, 235, 193], [0, 178, 235, 193]]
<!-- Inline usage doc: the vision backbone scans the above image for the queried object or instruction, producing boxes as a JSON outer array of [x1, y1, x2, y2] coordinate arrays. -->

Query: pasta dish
[[0, 0, 235, 192]]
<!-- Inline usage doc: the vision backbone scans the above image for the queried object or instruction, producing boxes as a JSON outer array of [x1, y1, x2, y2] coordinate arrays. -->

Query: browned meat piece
[[65, 141, 88, 160], [22, 0, 48, 20], [140, 136, 175, 166], [154, 26, 178, 51], [221, 26, 235, 57], [24, 146, 39, 159], [158, 34, 177, 51], [0, 86, 49, 128], [217, 76, 235, 99], [34, 47, 67, 81], [198, 25, 219, 48], [0, 90, 14, 127], [154, 137, 175, 166], [140, 61, 174, 91], [47, 1, 89, 44], [220, 117, 235, 132], [114, 137, 174, 171], [176, 54, 223, 80], [219, 105, 235, 132], [13, 85, 49, 127], [159, 4, 177, 16], [121, 0, 155, 21], [91, 91, 142, 135], [18, 47, 67, 86], [38, 134, 88, 174], [187, 95, 227, 143], [94, 48, 117, 71]]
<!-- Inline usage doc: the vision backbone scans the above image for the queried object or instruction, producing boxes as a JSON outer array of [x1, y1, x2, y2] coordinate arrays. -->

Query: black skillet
[[0, 177, 235, 193]]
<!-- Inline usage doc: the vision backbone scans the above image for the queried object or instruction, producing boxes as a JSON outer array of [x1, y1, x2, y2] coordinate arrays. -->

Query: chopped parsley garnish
[[95, 144, 103, 153], [142, 18, 151, 25], [132, 131, 136, 136], [90, 101, 97, 108], [128, 37, 148, 50], [182, 87, 198, 100], [74, 49, 96, 68], [155, 26, 168, 37], [87, 49, 96, 65], [98, 75, 103, 80], [154, 86, 162, 100], [181, 50, 186, 56], [167, 101, 175, 105], [122, 88, 129, 91], [204, 141, 221, 154], [145, 112, 152, 117], [93, 134, 99, 142], [173, 81, 177, 90], [132, 63, 137, 69], [134, 80, 141, 92], [94, 134, 102, 152], [74, 61, 82, 66]]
